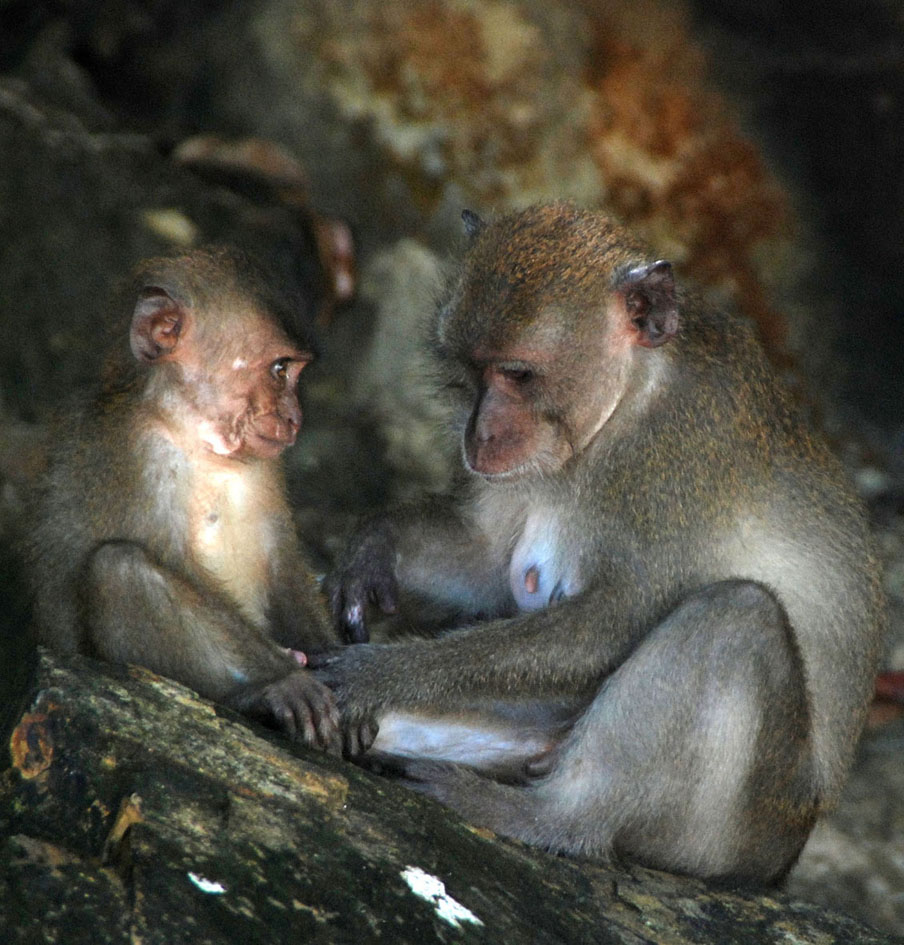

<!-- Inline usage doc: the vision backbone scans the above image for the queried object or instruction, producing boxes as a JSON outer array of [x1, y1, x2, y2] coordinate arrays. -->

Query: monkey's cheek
[[197, 419, 242, 457]]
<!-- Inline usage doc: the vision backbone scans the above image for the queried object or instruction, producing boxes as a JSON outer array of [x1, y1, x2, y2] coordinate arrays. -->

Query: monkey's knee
[[685, 578, 787, 627]]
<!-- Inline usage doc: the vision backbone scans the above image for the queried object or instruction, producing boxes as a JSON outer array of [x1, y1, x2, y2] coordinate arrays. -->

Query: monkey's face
[[437, 288, 621, 482], [446, 328, 629, 482], [192, 335, 311, 462], [147, 309, 311, 461], [127, 249, 318, 463], [436, 203, 680, 482]]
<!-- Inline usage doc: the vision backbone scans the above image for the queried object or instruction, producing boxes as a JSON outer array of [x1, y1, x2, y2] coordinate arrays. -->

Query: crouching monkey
[[320, 203, 885, 883], [27, 247, 341, 750]]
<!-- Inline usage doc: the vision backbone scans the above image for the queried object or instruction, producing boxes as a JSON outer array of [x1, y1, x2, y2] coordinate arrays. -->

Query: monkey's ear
[[462, 209, 486, 239], [615, 260, 679, 348], [130, 287, 186, 363]]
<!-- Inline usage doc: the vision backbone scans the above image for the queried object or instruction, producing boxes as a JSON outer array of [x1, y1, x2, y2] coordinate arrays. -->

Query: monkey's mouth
[[462, 440, 569, 482], [242, 413, 301, 457], [245, 431, 296, 458], [462, 450, 528, 482]]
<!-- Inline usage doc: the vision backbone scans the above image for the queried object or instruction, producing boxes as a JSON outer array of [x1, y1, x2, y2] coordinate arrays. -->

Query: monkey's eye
[[500, 366, 535, 385], [270, 359, 291, 382]]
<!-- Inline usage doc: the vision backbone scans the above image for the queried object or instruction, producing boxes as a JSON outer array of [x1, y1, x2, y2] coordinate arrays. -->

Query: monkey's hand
[[308, 645, 388, 757], [229, 670, 342, 755], [326, 524, 399, 644]]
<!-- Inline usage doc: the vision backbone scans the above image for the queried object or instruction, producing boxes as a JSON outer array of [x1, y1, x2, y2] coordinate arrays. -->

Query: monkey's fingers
[[325, 575, 368, 642], [368, 581, 399, 617], [294, 702, 319, 748], [262, 679, 308, 742], [343, 575, 398, 642], [283, 693, 333, 752], [326, 574, 371, 643], [314, 692, 343, 756], [291, 674, 342, 755], [328, 566, 400, 643], [271, 700, 302, 741], [343, 717, 379, 758], [259, 672, 336, 752]]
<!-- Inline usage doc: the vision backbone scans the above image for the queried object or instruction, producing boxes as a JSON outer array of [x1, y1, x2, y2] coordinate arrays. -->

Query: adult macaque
[[26, 248, 340, 750], [320, 203, 885, 882]]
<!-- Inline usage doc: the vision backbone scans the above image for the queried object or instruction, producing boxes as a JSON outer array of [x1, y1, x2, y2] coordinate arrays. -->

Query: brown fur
[[26, 248, 341, 750], [320, 204, 885, 882]]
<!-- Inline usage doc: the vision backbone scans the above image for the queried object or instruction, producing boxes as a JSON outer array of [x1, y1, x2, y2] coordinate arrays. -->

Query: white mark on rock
[[188, 871, 227, 895], [401, 865, 484, 929]]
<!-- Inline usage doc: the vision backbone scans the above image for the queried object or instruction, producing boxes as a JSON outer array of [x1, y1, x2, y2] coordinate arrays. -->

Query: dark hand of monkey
[[307, 647, 383, 755], [227, 670, 342, 754], [327, 521, 400, 643]]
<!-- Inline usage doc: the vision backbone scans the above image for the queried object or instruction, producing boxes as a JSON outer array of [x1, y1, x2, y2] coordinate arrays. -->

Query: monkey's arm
[[315, 574, 658, 724], [85, 541, 340, 751], [329, 495, 511, 642], [267, 545, 337, 652]]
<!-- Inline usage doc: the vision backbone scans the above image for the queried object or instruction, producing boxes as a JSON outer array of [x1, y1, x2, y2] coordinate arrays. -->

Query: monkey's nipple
[[524, 565, 540, 595]]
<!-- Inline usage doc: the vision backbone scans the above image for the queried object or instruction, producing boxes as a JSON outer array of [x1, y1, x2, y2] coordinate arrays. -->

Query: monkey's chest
[[188, 471, 273, 625], [509, 510, 583, 612]]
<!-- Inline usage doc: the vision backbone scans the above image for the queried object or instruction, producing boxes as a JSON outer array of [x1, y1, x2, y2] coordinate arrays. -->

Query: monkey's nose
[[286, 403, 303, 433]]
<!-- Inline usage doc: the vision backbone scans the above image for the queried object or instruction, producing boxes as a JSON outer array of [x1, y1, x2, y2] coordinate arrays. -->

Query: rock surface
[[2, 649, 900, 945]]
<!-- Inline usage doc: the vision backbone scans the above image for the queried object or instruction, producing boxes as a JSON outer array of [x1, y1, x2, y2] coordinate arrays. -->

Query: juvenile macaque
[[320, 203, 885, 882], [26, 248, 340, 750]]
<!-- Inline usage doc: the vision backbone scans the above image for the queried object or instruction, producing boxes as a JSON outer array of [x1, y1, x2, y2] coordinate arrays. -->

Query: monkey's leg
[[407, 579, 816, 883], [83, 541, 293, 694], [83, 541, 340, 748]]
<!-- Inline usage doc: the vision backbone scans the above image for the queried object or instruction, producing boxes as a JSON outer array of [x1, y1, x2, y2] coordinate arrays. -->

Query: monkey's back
[[25, 399, 140, 652], [641, 307, 885, 806]]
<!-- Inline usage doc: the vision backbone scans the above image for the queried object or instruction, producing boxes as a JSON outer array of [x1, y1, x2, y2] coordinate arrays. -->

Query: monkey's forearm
[[319, 585, 653, 716], [268, 554, 335, 651], [394, 496, 512, 618]]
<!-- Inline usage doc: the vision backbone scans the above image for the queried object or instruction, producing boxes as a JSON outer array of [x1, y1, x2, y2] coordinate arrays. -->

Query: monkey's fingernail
[[524, 565, 540, 594], [346, 603, 364, 626], [345, 607, 369, 643]]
